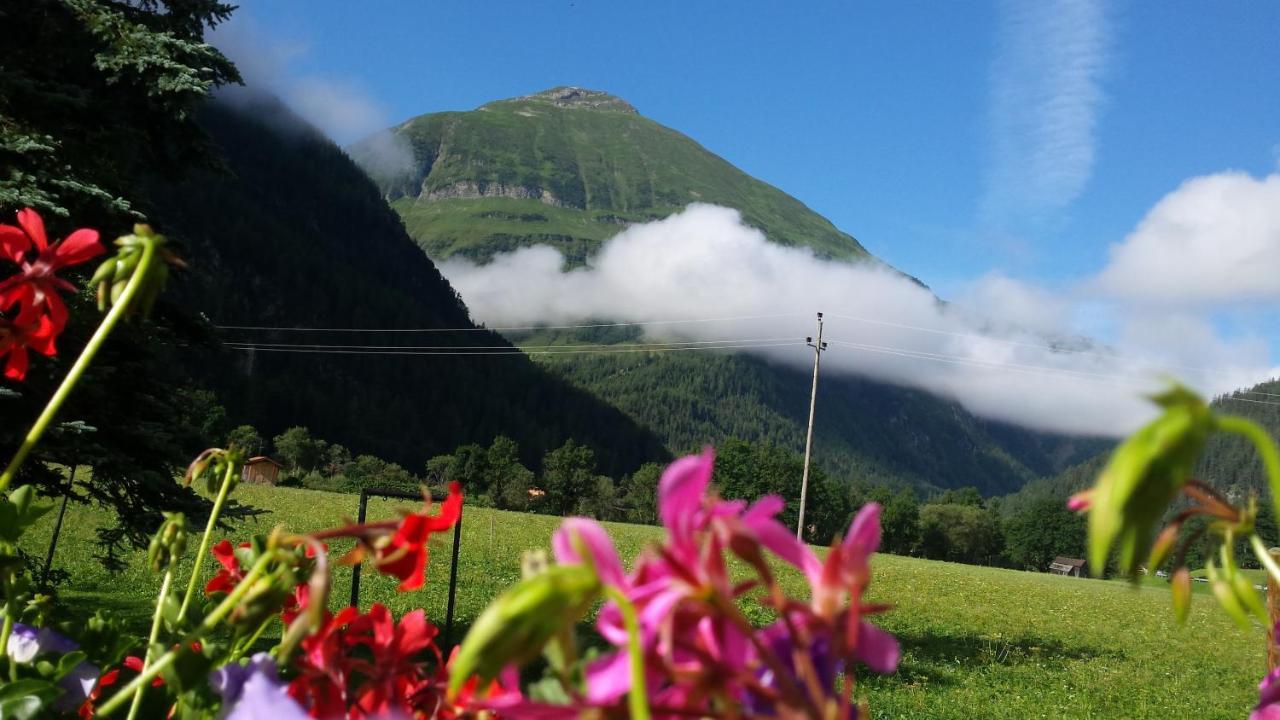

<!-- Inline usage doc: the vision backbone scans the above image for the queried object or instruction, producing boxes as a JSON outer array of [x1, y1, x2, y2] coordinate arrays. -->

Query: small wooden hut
[[1049, 556, 1086, 578], [242, 456, 284, 485]]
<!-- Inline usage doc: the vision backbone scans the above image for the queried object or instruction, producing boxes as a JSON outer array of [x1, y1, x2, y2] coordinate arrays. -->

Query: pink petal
[[844, 503, 882, 557], [584, 651, 632, 704], [52, 229, 103, 267], [743, 496, 821, 581], [16, 209, 46, 251], [855, 621, 900, 674], [552, 517, 626, 589], [658, 447, 714, 540]]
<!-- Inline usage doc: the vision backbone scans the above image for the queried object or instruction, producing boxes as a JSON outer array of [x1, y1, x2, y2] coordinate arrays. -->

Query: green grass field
[[19, 484, 1266, 719]]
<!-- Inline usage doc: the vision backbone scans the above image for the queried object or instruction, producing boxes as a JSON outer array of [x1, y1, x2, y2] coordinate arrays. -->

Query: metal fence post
[[348, 488, 370, 609], [445, 507, 462, 639]]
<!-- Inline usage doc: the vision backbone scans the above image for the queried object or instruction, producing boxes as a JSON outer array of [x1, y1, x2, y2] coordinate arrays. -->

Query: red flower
[[0, 208, 103, 326], [204, 540, 250, 596], [374, 482, 463, 591], [0, 311, 57, 380], [0, 208, 104, 381], [289, 605, 362, 718]]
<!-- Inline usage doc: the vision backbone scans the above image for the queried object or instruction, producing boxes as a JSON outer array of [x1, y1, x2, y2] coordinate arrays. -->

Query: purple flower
[[6, 622, 102, 711], [211, 653, 308, 720]]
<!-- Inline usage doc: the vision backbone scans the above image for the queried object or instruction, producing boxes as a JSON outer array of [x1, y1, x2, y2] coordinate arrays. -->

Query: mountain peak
[[485, 86, 637, 114]]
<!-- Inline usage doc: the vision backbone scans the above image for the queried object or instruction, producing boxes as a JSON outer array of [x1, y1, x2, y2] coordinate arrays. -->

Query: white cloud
[[982, 0, 1109, 234], [209, 14, 412, 168], [1092, 172, 1280, 305], [441, 204, 1275, 438]]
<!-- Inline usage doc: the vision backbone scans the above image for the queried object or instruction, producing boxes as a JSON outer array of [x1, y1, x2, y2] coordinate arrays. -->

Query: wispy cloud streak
[[982, 0, 1109, 235]]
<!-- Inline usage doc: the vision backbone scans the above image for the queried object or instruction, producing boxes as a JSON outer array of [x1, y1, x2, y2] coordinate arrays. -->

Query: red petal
[[0, 225, 30, 264], [211, 540, 239, 572], [123, 656, 144, 672], [16, 209, 47, 251], [27, 314, 58, 357], [51, 229, 103, 268], [5, 346, 28, 381]]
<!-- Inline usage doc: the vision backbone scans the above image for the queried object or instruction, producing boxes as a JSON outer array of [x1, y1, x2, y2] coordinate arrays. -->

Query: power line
[[224, 340, 806, 357], [219, 336, 796, 351], [825, 312, 1250, 380], [825, 339, 1154, 390], [214, 312, 808, 334]]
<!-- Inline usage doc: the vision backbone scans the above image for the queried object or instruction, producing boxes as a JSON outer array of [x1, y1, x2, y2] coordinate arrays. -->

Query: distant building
[[1049, 556, 1087, 578], [242, 456, 284, 485]]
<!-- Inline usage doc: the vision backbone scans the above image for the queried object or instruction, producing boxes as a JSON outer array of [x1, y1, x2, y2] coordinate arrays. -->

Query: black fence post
[[349, 487, 462, 635], [445, 507, 462, 639], [348, 488, 370, 609], [41, 465, 77, 583]]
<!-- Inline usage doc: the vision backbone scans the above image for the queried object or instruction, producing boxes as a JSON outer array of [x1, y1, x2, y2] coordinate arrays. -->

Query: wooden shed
[[1049, 556, 1086, 577], [242, 456, 284, 485]]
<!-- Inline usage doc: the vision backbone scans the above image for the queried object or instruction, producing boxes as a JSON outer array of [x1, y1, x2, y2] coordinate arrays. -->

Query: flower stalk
[[0, 234, 158, 493], [99, 552, 276, 717], [125, 563, 176, 720], [178, 459, 238, 622]]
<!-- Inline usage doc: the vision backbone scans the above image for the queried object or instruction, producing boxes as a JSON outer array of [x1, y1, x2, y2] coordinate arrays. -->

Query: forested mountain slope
[[142, 96, 669, 475]]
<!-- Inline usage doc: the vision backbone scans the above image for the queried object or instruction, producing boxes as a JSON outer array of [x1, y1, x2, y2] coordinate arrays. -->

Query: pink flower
[[1253, 667, 1280, 720]]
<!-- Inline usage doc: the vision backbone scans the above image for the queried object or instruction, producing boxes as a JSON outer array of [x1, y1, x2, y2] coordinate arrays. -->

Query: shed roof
[[1052, 556, 1086, 568], [246, 456, 283, 467]]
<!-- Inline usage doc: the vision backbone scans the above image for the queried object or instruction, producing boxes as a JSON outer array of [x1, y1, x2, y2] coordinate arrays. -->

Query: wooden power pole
[[796, 312, 827, 540]]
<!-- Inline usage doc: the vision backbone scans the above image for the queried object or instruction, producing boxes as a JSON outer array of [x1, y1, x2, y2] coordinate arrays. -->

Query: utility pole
[[796, 312, 827, 540]]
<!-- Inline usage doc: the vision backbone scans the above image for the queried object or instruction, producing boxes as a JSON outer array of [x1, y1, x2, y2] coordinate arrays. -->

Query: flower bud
[[448, 564, 599, 696], [147, 512, 188, 571]]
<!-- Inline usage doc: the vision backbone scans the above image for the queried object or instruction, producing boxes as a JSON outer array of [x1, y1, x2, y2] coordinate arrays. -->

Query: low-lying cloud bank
[[440, 174, 1280, 437]]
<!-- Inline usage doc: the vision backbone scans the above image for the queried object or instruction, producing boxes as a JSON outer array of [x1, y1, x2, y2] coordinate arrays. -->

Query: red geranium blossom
[[372, 482, 463, 591], [204, 540, 251, 596], [0, 208, 104, 328], [0, 208, 104, 380], [0, 311, 57, 380]]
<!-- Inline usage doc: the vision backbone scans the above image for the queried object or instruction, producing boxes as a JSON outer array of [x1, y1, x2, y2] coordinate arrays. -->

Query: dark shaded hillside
[[142, 97, 669, 475]]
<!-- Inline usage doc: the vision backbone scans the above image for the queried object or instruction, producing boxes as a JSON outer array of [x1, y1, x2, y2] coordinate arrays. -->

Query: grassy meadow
[[20, 484, 1266, 719]]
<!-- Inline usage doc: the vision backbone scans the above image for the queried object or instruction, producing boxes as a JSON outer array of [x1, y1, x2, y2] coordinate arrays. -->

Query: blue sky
[[227, 1, 1279, 292]]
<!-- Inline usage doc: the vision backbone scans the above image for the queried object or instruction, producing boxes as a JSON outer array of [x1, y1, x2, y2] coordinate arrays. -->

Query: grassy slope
[[353, 88, 868, 263], [25, 484, 1263, 719]]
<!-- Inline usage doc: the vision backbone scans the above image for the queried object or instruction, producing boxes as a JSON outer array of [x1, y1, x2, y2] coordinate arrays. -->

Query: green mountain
[[141, 96, 669, 476], [351, 86, 870, 266], [352, 87, 1106, 493]]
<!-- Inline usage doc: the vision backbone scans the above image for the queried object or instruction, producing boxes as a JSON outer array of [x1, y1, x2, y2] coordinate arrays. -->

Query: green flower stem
[[99, 553, 274, 717], [125, 563, 175, 720], [0, 238, 159, 495], [602, 585, 650, 720], [177, 461, 237, 622], [1218, 416, 1280, 521], [1, 597, 14, 681]]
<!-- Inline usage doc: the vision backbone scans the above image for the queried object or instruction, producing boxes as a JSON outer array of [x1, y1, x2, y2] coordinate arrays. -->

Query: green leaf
[[0, 679, 61, 720], [1086, 386, 1213, 576]]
